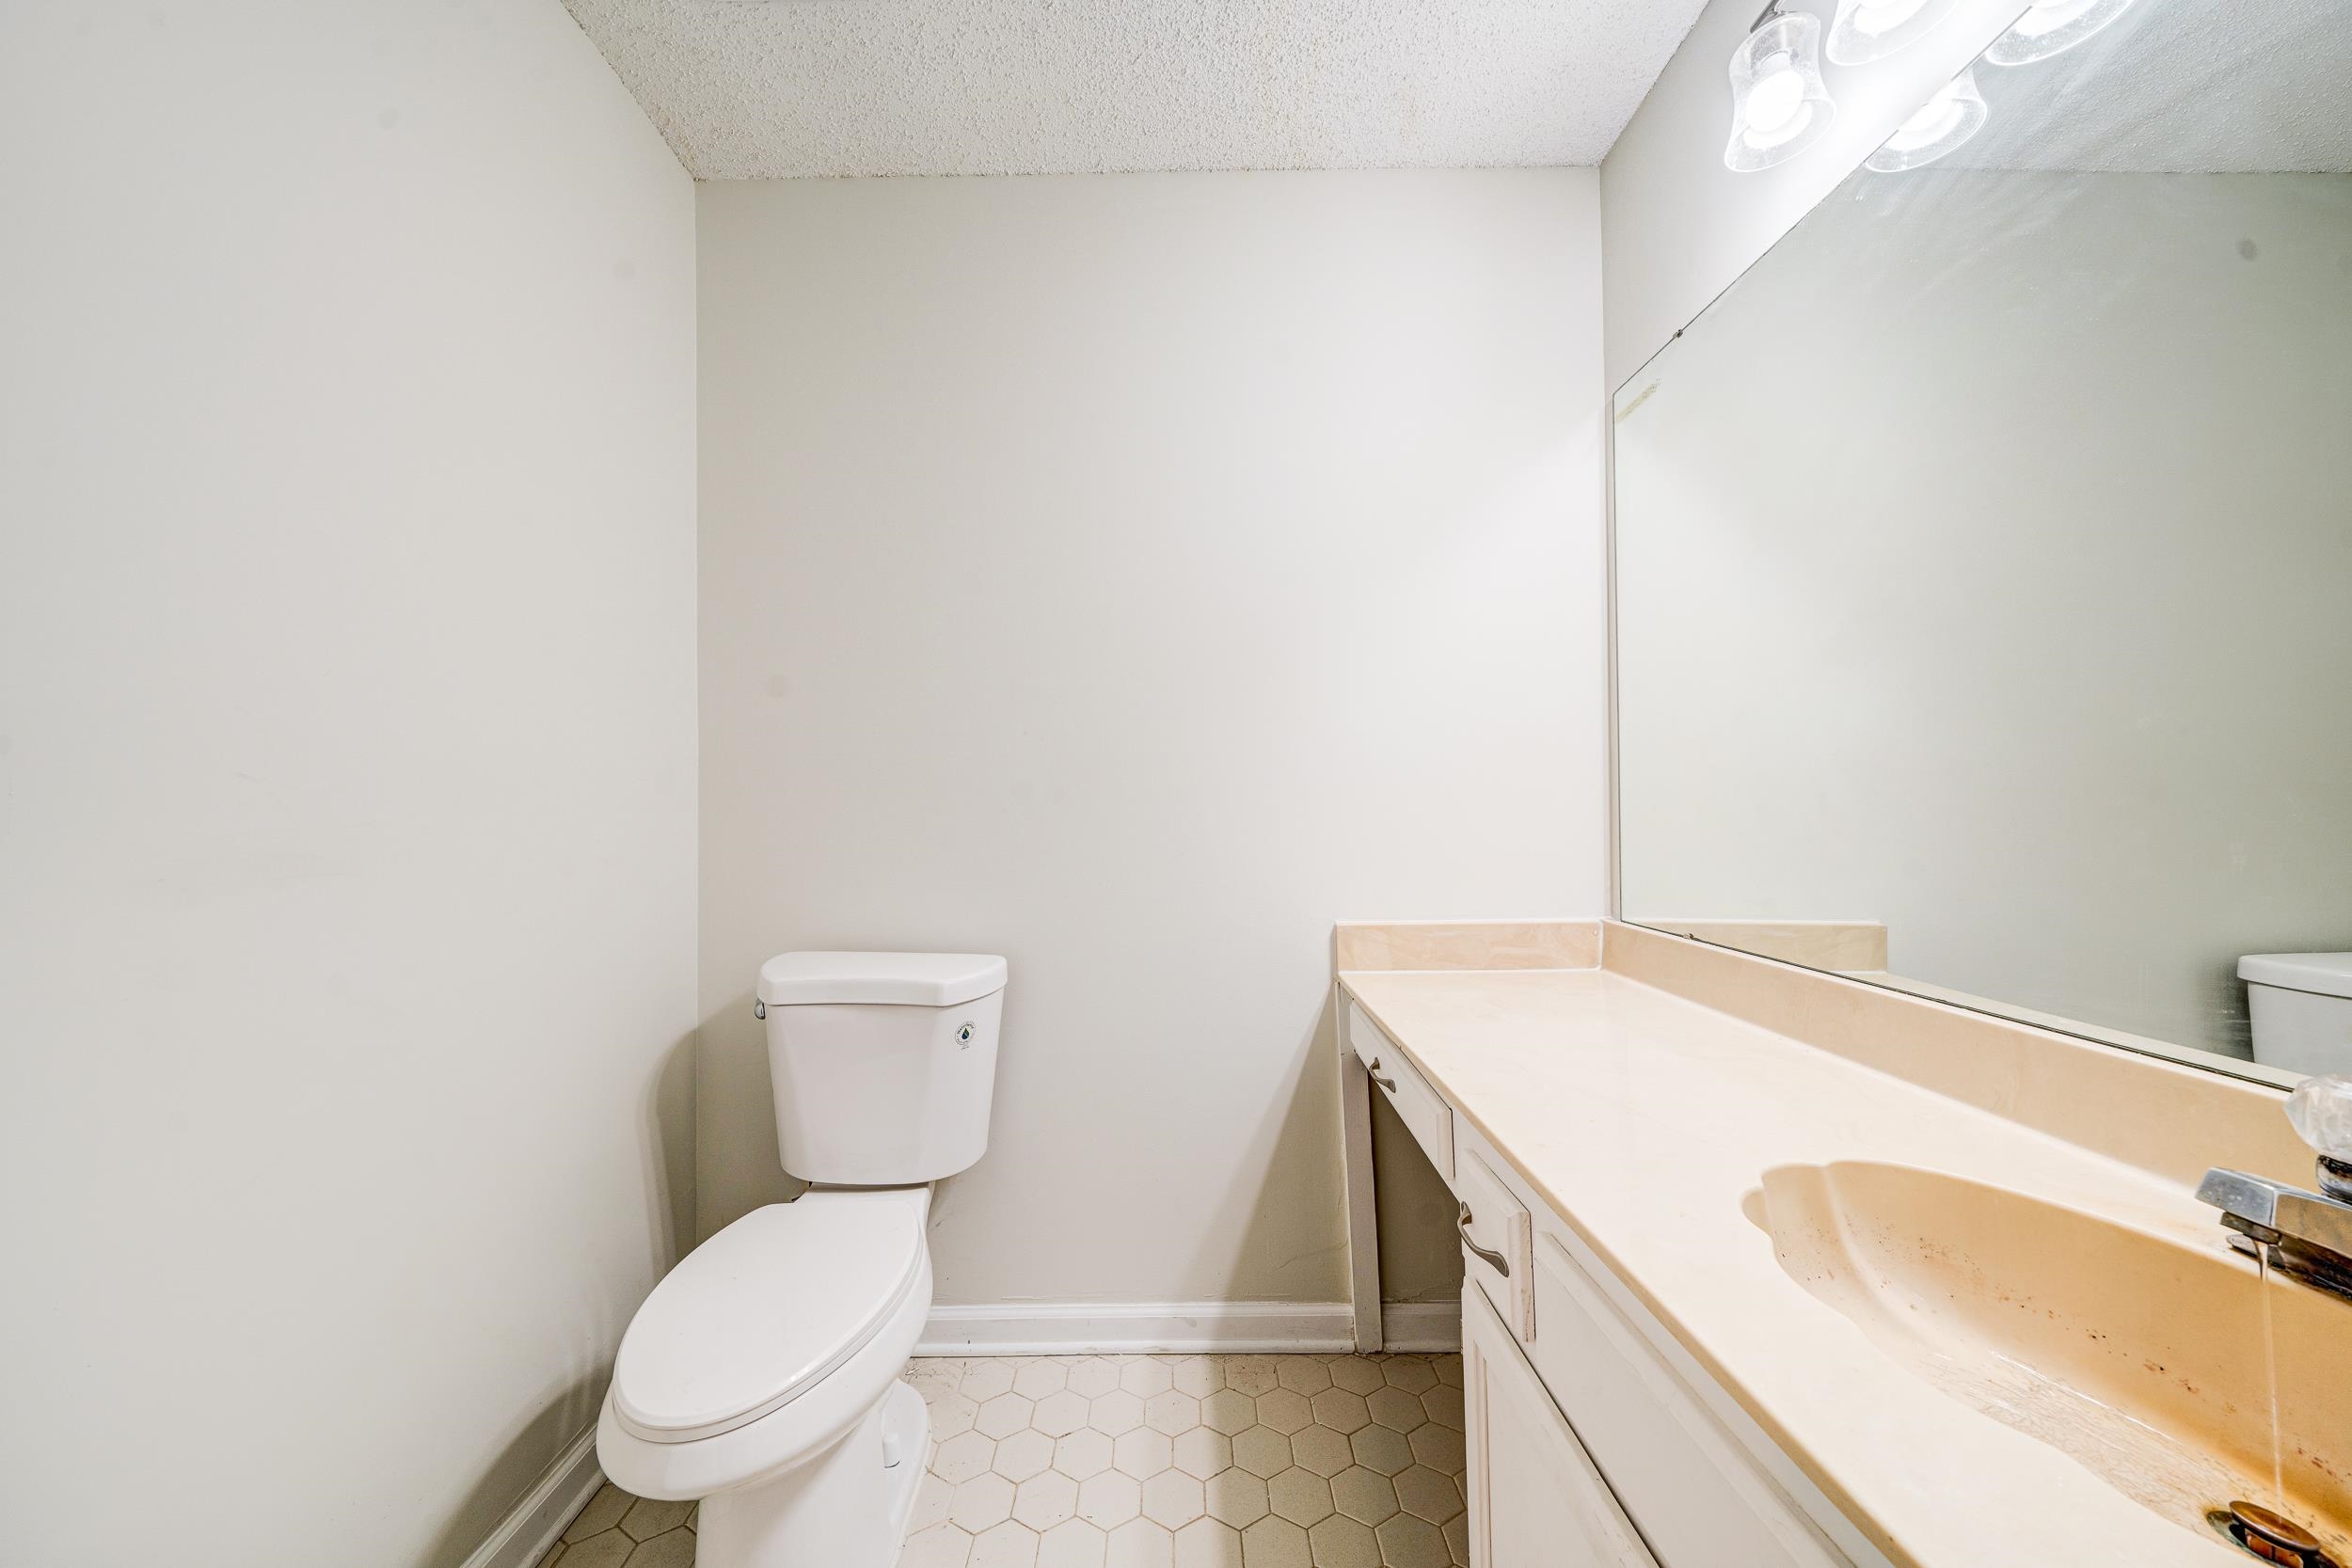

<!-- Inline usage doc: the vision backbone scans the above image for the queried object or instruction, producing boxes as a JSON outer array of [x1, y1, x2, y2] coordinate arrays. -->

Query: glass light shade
[[1865, 68, 1988, 171], [1827, 0, 1961, 65], [1724, 11, 1838, 173], [1984, 0, 2137, 65]]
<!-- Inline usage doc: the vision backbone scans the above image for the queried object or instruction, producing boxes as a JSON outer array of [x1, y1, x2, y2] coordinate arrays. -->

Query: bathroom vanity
[[1334, 920, 2335, 1568]]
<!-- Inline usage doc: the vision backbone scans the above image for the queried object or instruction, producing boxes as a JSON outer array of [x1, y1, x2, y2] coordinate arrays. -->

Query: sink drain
[[2210, 1501, 2334, 1567]]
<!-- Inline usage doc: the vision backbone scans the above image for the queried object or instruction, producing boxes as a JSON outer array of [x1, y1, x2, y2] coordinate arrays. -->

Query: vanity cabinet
[[1462, 1281, 1655, 1568], [1341, 988, 1890, 1568]]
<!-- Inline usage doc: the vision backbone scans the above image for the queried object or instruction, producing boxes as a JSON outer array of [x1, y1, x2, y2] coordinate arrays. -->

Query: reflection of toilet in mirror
[[2241, 953, 2352, 1074]]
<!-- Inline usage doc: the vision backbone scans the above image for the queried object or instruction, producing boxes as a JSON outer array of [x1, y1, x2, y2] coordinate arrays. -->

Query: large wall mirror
[[1612, 0, 2351, 1088]]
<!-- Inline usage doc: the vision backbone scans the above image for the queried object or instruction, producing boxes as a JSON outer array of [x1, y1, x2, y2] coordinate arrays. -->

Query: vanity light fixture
[[1826, 0, 1960, 65], [1865, 67, 1988, 170], [1984, 0, 2137, 65], [1724, 1, 1838, 173]]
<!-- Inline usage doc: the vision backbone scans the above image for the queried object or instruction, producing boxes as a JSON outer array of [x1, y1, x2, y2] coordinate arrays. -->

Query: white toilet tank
[[2241, 953, 2352, 1076], [756, 952, 1007, 1185]]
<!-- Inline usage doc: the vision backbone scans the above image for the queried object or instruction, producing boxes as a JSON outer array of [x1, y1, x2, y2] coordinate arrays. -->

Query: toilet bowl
[[2241, 953, 2352, 1076], [598, 951, 1008, 1568]]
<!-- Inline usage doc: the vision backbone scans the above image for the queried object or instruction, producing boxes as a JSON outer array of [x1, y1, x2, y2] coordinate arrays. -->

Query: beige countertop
[[1339, 963, 2264, 1568]]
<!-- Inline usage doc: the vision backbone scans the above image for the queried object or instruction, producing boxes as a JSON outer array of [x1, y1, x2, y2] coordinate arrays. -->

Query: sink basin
[[1747, 1162, 2352, 1560]]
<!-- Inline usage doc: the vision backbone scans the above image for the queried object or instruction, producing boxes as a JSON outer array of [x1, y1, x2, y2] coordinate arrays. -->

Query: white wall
[[1598, 0, 2030, 389], [697, 169, 1606, 1311], [0, 5, 696, 1565], [1615, 170, 2352, 1061]]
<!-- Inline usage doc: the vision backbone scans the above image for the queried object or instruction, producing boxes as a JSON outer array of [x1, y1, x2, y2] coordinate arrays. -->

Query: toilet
[[2240, 952, 2352, 1076], [598, 951, 1008, 1568]]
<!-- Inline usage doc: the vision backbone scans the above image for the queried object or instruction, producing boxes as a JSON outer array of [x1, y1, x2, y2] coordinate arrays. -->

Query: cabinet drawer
[[1464, 1282, 1657, 1568], [1349, 1002, 1454, 1182], [1527, 1235, 1849, 1568], [1455, 1148, 1532, 1339]]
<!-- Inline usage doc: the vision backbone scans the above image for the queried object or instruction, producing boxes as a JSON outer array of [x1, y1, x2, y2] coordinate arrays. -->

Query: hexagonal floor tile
[[1120, 1359, 1176, 1399], [1220, 1358, 1280, 1397], [1200, 1389, 1256, 1435], [1068, 1359, 1122, 1399], [902, 1522, 976, 1568], [1204, 1467, 1270, 1529], [995, 1429, 1057, 1482], [1036, 1390, 1094, 1437], [1361, 1388, 1425, 1434], [1307, 1388, 1369, 1435], [1346, 1424, 1412, 1477], [963, 1360, 1018, 1401], [1039, 1520, 1108, 1568], [1240, 1513, 1311, 1568], [1374, 1513, 1447, 1568], [1308, 1513, 1382, 1568], [1016, 1470, 1082, 1531], [1141, 1468, 1207, 1529], [1173, 1516, 1246, 1568], [1275, 1357, 1333, 1396], [979, 1393, 1040, 1439], [1328, 1466, 1398, 1527], [937, 1430, 1001, 1485], [1230, 1425, 1293, 1479], [619, 1497, 691, 1541], [1077, 1469, 1144, 1529], [1406, 1425, 1463, 1477], [974, 1521, 1041, 1568], [1089, 1390, 1148, 1436], [1287, 1425, 1352, 1480], [1171, 1425, 1232, 1480], [1265, 1467, 1334, 1528], [1105, 1517, 1174, 1568], [1145, 1390, 1201, 1435], [952, 1473, 1019, 1533], [1057, 1427, 1116, 1481], [1254, 1389, 1312, 1435], [1379, 1359, 1437, 1394], [1114, 1426, 1173, 1479], [1391, 1467, 1461, 1526]]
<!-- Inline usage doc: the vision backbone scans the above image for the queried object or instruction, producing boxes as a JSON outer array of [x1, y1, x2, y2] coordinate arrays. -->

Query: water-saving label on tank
[[956, 1022, 975, 1046]]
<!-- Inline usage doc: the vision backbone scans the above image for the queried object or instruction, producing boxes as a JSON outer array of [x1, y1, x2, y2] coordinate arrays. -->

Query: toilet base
[[880, 1379, 930, 1547], [696, 1379, 931, 1568]]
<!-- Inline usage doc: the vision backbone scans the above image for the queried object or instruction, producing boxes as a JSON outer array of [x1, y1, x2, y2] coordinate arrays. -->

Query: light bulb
[[1865, 68, 1988, 171], [1984, 0, 2136, 65], [1827, 0, 1960, 65], [1744, 61, 1809, 141], [1724, 9, 1837, 172]]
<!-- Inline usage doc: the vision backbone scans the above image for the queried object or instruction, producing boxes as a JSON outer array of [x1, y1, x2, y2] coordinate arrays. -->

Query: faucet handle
[[2285, 1075, 2352, 1200]]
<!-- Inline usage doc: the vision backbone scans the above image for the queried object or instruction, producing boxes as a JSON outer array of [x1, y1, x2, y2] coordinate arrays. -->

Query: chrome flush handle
[[1365, 1056, 1398, 1093], [1458, 1202, 1511, 1275]]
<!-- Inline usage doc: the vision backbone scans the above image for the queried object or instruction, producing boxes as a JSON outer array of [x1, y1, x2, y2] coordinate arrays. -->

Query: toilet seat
[[611, 1188, 928, 1445]]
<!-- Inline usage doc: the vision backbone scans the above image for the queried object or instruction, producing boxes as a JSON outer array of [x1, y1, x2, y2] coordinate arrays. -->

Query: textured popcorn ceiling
[[560, 0, 1711, 179]]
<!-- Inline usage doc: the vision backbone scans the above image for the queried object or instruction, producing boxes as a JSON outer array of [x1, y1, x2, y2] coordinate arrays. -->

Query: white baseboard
[[1378, 1300, 1464, 1354], [916, 1299, 1461, 1356], [460, 1424, 603, 1568]]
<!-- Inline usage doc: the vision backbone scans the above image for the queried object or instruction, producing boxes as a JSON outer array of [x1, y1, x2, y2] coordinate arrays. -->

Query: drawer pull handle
[[1458, 1202, 1511, 1276], [1365, 1056, 1399, 1093]]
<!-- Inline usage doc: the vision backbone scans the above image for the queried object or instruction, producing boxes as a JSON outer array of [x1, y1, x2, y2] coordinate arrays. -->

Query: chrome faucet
[[2198, 1074, 2352, 1305]]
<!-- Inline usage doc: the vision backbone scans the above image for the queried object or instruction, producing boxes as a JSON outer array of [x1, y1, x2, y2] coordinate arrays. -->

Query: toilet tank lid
[[2240, 953, 2352, 1000], [758, 950, 1008, 1007]]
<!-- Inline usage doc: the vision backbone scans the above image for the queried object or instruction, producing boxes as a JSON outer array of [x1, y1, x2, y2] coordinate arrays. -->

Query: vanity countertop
[[1339, 962, 2270, 1568]]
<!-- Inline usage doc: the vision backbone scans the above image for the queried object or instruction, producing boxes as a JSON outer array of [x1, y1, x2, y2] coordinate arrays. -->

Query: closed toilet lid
[[611, 1189, 927, 1444]]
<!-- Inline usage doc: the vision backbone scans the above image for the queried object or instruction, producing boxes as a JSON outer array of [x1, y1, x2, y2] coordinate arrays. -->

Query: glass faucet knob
[[2286, 1075, 2352, 1159]]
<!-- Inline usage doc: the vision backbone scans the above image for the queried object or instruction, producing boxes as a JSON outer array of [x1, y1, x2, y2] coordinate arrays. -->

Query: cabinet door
[[1463, 1284, 1657, 1568]]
